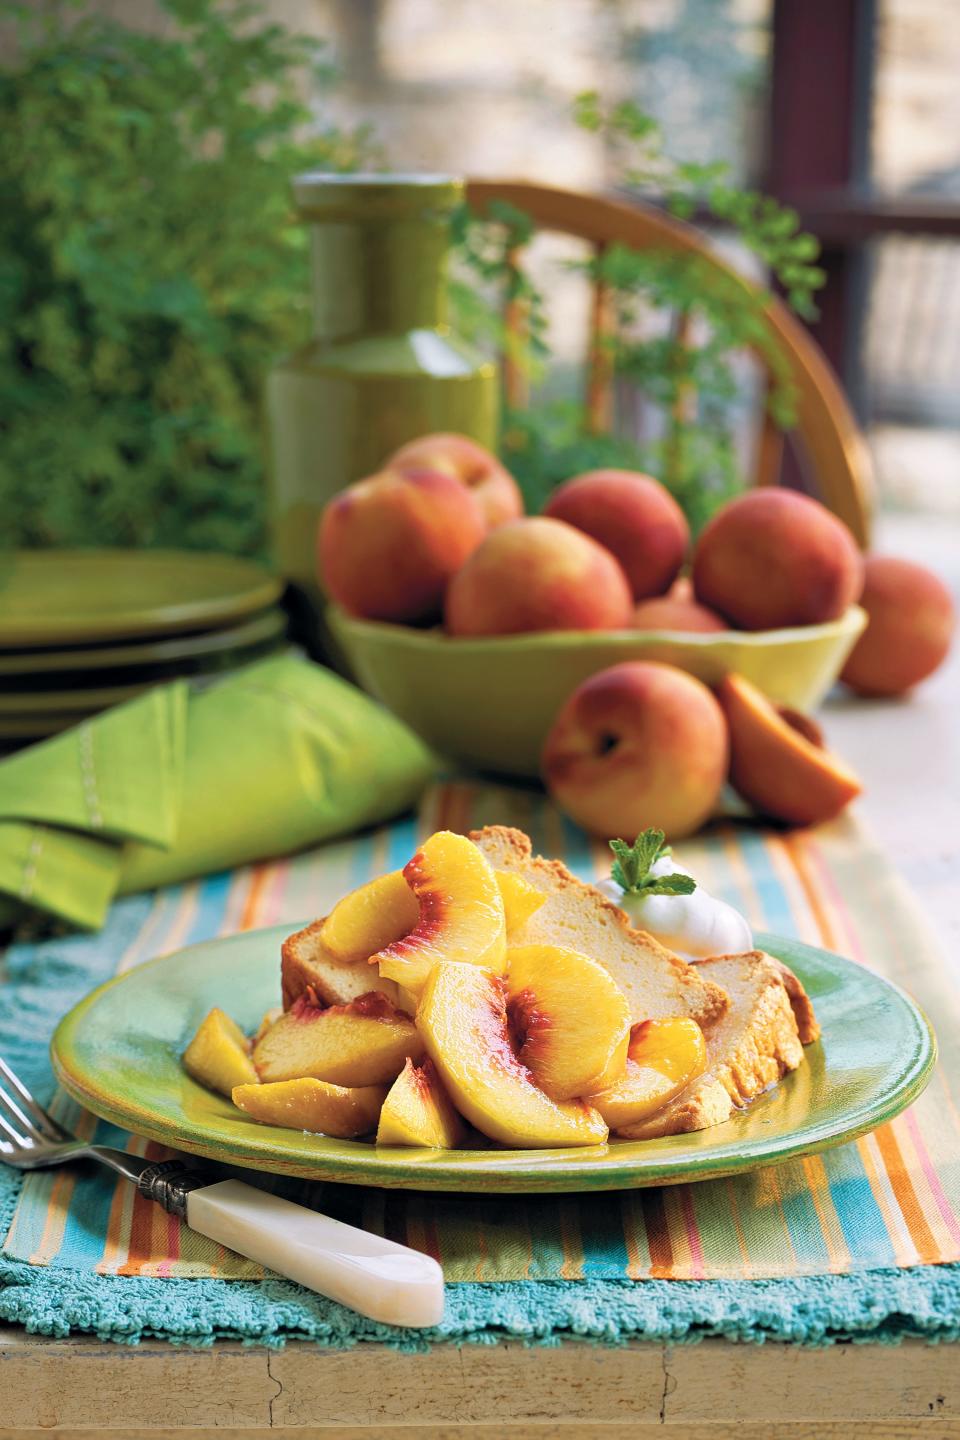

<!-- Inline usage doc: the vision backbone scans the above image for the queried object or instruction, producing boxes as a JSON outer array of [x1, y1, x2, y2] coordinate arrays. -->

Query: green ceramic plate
[[0, 551, 282, 648], [0, 608, 287, 679], [329, 605, 867, 778], [51, 928, 935, 1194], [0, 713, 90, 740], [0, 682, 152, 714]]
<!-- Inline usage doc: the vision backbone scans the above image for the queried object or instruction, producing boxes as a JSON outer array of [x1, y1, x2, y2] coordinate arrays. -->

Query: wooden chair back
[[465, 180, 874, 545]]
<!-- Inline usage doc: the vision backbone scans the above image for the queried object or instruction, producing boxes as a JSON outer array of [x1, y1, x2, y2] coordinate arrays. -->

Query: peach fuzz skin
[[542, 660, 729, 840], [544, 469, 689, 601], [318, 467, 486, 624], [717, 673, 861, 826], [692, 489, 864, 631], [444, 516, 633, 637], [840, 554, 955, 696], [386, 433, 524, 530], [632, 596, 727, 634]]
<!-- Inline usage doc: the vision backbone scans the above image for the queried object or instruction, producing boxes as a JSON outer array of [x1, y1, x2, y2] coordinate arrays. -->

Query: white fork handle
[[185, 1179, 444, 1328]]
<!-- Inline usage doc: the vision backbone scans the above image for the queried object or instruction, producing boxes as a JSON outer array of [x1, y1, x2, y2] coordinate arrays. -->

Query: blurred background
[[2, 0, 959, 556], [320, 0, 960, 520]]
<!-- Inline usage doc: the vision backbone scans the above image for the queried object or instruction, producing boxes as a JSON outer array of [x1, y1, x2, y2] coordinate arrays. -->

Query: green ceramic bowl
[[329, 605, 867, 777]]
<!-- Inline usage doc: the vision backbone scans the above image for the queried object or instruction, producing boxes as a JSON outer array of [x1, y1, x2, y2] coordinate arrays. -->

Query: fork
[[0, 1057, 444, 1328]]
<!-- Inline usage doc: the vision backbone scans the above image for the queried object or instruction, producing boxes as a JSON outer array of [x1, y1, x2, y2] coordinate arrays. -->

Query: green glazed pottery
[[0, 609, 287, 691], [0, 551, 282, 648], [51, 928, 934, 1195], [329, 604, 867, 777], [265, 174, 498, 601], [0, 713, 86, 741], [0, 682, 153, 714]]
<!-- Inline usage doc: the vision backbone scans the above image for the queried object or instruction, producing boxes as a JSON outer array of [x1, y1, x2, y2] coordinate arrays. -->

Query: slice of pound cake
[[281, 921, 402, 1011], [616, 951, 807, 1139]]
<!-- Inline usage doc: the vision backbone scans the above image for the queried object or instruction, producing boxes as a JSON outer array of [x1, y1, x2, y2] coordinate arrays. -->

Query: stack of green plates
[[0, 551, 288, 745]]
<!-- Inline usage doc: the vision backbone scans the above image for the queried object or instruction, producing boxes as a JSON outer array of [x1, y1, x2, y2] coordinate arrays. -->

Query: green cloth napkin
[[0, 655, 435, 930]]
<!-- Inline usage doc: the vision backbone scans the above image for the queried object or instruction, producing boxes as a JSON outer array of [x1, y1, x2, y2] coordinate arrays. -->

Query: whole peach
[[632, 597, 728, 634], [319, 468, 486, 624], [542, 661, 729, 840], [445, 517, 633, 636], [387, 433, 524, 529], [840, 555, 955, 695], [692, 490, 864, 630], [544, 469, 689, 600]]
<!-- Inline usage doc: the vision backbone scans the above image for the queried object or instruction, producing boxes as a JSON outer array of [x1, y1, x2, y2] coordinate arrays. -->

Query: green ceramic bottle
[[266, 174, 498, 603]]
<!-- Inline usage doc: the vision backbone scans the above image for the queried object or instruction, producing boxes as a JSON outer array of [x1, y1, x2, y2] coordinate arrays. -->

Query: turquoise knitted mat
[[2, 892, 960, 1350]]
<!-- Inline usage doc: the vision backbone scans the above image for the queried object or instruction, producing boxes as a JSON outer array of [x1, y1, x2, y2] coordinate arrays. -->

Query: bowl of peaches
[[320, 433, 867, 778]]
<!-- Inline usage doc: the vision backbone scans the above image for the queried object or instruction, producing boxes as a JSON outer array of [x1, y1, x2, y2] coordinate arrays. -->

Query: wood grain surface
[[1, 1331, 958, 1434]]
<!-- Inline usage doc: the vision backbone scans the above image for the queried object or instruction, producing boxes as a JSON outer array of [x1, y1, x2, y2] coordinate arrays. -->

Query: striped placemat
[[4, 781, 959, 1282]]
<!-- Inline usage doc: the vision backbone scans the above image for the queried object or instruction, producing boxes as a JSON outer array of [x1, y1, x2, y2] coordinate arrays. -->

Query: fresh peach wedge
[[418, 962, 608, 1148], [395, 986, 420, 1018], [320, 871, 419, 963], [587, 1017, 707, 1131], [253, 992, 423, 1087], [505, 945, 631, 1101], [233, 1078, 386, 1138], [183, 1007, 258, 1097], [496, 871, 545, 935], [718, 673, 862, 826], [374, 831, 506, 994], [377, 1057, 466, 1148]]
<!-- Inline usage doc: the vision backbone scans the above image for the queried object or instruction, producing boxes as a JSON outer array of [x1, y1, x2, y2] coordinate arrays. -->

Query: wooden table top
[[3, 514, 959, 1439]]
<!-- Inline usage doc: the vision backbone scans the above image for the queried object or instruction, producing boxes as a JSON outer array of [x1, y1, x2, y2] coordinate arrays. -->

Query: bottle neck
[[308, 214, 450, 339]]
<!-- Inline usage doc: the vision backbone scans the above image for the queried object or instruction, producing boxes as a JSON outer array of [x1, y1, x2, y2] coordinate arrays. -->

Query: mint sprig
[[609, 829, 696, 898]]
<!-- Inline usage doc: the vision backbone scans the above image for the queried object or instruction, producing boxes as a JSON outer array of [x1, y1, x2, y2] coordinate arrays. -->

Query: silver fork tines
[[0, 1057, 68, 1146], [0, 1055, 167, 1184]]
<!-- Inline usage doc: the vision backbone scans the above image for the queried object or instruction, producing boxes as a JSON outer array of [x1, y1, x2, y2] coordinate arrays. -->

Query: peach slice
[[395, 985, 420, 1018], [496, 871, 546, 935], [232, 1078, 386, 1138], [374, 831, 506, 994], [587, 1017, 707, 1130], [718, 673, 862, 826], [376, 1057, 466, 1148], [418, 962, 608, 1148], [505, 945, 631, 1100], [319, 871, 419, 963], [253, 993, 423, 1087], [183, 1008, 258, 1097]]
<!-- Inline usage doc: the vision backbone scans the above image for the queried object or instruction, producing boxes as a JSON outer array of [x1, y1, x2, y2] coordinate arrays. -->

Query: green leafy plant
[[450, 199, 550, 377], [0, 0, 370, 554], [609, 829, 696, 898], [455, 94, 825, 527], [2, 5, 822, 554]]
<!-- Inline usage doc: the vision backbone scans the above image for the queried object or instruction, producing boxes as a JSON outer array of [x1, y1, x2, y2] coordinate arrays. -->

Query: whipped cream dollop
[[596, 855, 753, 961]]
